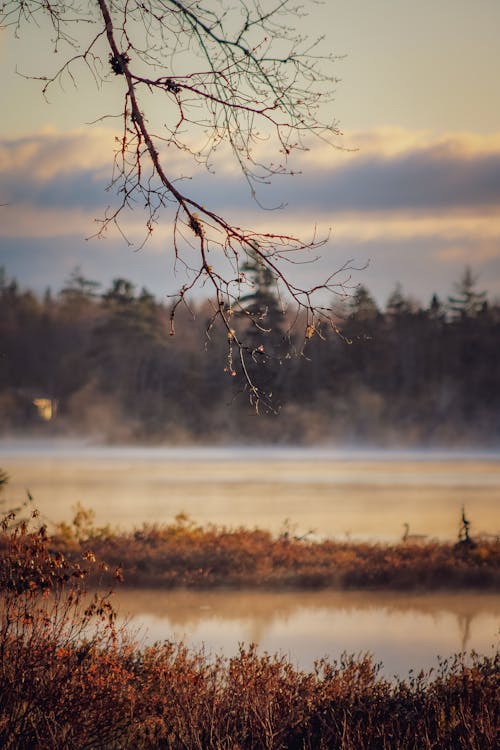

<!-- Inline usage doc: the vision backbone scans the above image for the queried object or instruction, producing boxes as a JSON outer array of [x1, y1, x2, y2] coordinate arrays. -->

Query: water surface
[[114, 588, 499, 678], [2, 440, 499, 541], [2, 440, 498, 677]]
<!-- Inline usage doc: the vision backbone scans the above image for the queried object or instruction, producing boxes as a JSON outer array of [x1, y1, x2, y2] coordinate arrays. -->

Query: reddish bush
[[1, 514, 498, 748], [48, 512, 500, 591]]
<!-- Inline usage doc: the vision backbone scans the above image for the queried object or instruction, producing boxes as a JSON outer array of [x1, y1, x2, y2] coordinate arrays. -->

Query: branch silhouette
[[1, 0, 362, 409]]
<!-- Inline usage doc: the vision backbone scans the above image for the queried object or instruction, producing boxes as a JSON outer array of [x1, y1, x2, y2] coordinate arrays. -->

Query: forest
[[0, 264, 499, 445]]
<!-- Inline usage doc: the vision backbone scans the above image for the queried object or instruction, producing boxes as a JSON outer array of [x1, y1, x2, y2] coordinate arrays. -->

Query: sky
[[1, 0, 500, 308]]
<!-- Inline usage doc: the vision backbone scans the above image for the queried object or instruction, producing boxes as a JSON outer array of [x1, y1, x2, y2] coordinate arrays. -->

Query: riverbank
[[49, 511, 500, 591], [4, 445, 499, 545], [1, 510, 498, 749]]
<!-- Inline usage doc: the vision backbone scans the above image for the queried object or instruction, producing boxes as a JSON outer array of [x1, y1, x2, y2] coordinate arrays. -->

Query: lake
[[1, 439, 499, 677], [2, 439, 499, 541], [113, 588, 499, 678]]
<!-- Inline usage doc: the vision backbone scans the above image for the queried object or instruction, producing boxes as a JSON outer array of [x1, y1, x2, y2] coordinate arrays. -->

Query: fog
[[1, 437, 500, 462], [2, 438, 499, 677], [2, 439, 499, 542]]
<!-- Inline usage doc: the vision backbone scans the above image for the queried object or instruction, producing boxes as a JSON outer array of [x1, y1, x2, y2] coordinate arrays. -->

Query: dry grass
[[0, 513, 498, 748], [50, 508, 500, 591]]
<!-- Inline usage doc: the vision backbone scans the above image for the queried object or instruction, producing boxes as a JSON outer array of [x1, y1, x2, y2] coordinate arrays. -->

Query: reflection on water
[[113, 589, 499, 678], [2, 442, 498, 678], [2, 441, 499, 541]]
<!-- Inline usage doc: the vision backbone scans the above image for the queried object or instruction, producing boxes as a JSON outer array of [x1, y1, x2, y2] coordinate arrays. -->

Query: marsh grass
[[0, 512, 498, 748], [51, 509, 500, 591]]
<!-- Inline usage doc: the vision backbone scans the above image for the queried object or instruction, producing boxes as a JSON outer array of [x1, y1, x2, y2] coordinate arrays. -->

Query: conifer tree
[[447, 267, 487, 320]]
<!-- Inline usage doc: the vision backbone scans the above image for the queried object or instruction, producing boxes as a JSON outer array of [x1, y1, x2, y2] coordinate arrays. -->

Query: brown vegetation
[[0, 514, 498, 749], [50, 508, 500, 591]]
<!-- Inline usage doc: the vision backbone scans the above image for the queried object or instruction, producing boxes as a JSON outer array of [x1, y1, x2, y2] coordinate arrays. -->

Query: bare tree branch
[[0, 0, 362, 410]]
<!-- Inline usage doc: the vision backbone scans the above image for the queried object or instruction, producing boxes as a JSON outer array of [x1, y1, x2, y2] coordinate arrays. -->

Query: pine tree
[[237, 251, 288, 407], [349, 285, 379, 322], [447, 267, 486, 320], [386, 283, 411, 321], [428, 293, 444, 320]]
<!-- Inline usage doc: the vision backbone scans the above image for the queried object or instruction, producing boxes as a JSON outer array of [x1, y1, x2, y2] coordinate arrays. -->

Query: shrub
[[0, 515, 498, 748]]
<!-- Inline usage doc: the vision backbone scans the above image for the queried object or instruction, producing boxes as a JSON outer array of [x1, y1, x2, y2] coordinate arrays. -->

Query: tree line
[[0, 265, 499, 445]]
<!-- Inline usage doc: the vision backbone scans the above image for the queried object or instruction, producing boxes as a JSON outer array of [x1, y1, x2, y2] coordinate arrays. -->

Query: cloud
[[0, 204, 102, 238], [314, 148, 500, 213], [331, 209, 500, 245], [318, 128, 500, 160], [0, 127, 114, 179], [4, 126, 500, 209], [1, 126, 500, 305], [3, 126, 500, 220], [0, 127, 210, 234], [204, 128, 500, 214]]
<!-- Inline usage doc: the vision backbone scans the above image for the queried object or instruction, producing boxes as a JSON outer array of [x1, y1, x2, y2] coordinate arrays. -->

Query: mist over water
[[2, 438, 499, 542], [1, 437, 499, 462], [2, 438, 499, 677]]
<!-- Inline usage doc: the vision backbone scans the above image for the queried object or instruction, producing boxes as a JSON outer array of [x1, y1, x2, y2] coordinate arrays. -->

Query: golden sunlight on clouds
[[234, 207, 500, 252], [332, 210, 500, 246], [435, 244, 499, 264], [0, 205, 101, 238], [0, 126, 200, 181], [3, 124, 500, 183], [294, 128, 500, 169], [0, 128, 114, 179], [1, 126, 500, 257]]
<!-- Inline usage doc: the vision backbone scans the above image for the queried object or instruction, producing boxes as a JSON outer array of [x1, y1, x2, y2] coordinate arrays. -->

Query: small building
[[32, 397, 58, 421]]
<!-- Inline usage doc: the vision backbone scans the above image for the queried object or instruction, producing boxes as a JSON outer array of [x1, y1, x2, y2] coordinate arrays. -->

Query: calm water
[[2, 439, 499, 677], [2, 439, 499, 541], [113, 588, 499, 678]]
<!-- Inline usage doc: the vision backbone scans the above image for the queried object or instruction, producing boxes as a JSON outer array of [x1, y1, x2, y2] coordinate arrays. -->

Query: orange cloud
[[0, 127, 117, 180], [294, 128, 500, 169], [2, 126, 500, 264]]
